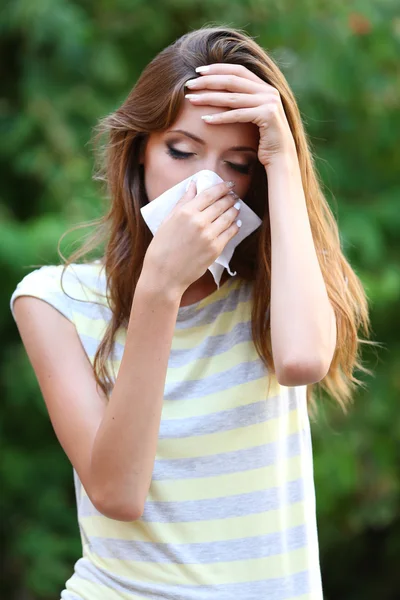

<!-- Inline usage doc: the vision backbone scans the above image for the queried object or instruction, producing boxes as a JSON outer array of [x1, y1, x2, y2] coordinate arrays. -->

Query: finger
[[196, 63, 265, 86], [193, 64, 280, 99], [186, 73, 261, 94], [210, 204, 241, 240], [186, 91, 264, 109], [178, 179, 197, 204], [201, 107, 260, 124], [196, 181, 236, 211]]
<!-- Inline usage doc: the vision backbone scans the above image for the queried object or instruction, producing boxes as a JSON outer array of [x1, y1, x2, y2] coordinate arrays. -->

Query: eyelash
[[166, 145, 251, 175]]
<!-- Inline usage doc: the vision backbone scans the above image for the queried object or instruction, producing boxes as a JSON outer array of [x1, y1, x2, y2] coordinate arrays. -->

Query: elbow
[[276, 356, 329, 387], [91, 489, 144, 522]]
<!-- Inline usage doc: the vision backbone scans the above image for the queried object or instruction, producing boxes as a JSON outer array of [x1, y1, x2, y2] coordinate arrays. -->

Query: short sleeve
[[10, 265, 74, 323]]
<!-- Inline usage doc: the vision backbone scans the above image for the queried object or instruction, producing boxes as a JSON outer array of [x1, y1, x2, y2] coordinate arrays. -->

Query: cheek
[[145, 146, 169, 174], [144, 148, 177, 200], [232, 173, 254, 202]]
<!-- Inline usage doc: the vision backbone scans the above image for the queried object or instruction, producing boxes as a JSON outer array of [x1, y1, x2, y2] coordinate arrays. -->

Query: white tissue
[[140, 169, 262, 288]]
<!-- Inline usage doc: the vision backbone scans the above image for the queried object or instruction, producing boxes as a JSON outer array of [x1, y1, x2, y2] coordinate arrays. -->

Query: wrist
[[138, 264, 183, 306], [264, 147, 298, 173]]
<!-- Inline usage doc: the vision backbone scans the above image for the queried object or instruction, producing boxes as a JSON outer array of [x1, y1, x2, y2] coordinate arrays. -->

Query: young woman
[[10, 25, 376, 600]]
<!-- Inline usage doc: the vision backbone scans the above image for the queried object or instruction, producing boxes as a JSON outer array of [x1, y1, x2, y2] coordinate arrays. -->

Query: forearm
[[90, 269, 181, 520], [266, 152, 336, 385]]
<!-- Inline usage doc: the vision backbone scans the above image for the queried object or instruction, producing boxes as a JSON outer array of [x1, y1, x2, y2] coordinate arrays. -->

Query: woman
[[10, 25, 377, 600]]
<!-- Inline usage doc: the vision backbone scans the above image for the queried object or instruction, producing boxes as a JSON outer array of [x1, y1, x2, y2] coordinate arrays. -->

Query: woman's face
[[141, 98, 260, 202]]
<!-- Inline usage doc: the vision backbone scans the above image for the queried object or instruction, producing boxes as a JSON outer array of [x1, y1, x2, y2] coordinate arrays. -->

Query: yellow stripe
[[81, 496, 308, 542], [84, 546, 310, 585], [166, 340, 258, 381], [162, 374, 281, 420], [74, 311, 125, 343], [73, 310, 108, 333]]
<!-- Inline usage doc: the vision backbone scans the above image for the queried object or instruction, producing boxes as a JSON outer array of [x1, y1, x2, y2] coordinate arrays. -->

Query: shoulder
[[10, 260, 107, 323]]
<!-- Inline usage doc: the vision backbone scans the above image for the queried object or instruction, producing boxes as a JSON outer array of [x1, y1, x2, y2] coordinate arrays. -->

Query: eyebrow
[[167, 129, 258, 153]]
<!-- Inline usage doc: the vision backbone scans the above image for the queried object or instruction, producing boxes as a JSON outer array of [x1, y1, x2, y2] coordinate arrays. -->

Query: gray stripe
[[77, 333, 100, 360], [73, 468, 82, 502], [88, 522, 307, 563], [76, 316, 254, 364], [79, 469, 305, 519], [65, 557, 313, 599], [164, 358, 268, 401], [72, 471, 91, 547], [168, 320, 253, 367], [158, 389, 296, 440], [142, 476, 305, 521]]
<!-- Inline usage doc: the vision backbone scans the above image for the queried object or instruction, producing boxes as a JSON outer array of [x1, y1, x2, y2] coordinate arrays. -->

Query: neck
[[179, 269, 231, 307]]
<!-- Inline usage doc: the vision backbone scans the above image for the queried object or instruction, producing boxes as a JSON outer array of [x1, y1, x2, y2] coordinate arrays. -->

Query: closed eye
[[166, 145, 251, 175]]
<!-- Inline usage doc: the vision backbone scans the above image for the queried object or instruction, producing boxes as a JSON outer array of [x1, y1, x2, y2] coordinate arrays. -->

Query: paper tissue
[[140, 169, 262, 288]]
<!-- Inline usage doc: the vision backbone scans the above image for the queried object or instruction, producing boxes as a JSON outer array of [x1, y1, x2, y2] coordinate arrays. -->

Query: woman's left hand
[[184, 63, 297, 169]]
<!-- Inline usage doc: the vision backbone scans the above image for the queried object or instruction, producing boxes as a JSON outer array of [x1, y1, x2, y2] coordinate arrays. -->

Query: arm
[[13, 269, 182, 523], [90, 270, 182, 520], [266, 152, 337, 386]]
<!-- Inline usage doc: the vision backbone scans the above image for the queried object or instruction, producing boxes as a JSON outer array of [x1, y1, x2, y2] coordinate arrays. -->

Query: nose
[[200, 157, 225, 181]]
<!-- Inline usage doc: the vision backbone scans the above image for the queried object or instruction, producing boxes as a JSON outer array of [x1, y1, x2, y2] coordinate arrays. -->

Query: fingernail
[[236, 219, 242, 227], [225, 180, 235, 188], [234, 201, 241, 210], [195, 66, 210, 72]]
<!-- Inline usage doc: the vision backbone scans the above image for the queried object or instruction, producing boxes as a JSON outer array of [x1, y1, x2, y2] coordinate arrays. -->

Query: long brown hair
[[58, 25, 381, 413]]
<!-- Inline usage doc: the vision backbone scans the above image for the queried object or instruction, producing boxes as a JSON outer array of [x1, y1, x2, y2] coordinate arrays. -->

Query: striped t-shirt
[[10, 261, 323, 599]]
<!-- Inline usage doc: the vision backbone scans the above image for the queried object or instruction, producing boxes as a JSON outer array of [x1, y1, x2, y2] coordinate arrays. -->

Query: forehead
[[162, 100, 259, 148]]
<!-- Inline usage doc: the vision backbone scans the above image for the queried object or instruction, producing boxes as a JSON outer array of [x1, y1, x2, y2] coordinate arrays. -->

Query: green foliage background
[[1, 1, 399, 598]]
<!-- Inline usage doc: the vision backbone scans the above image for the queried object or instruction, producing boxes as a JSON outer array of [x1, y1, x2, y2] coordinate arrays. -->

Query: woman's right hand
[[143, 179, 242, 296]]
